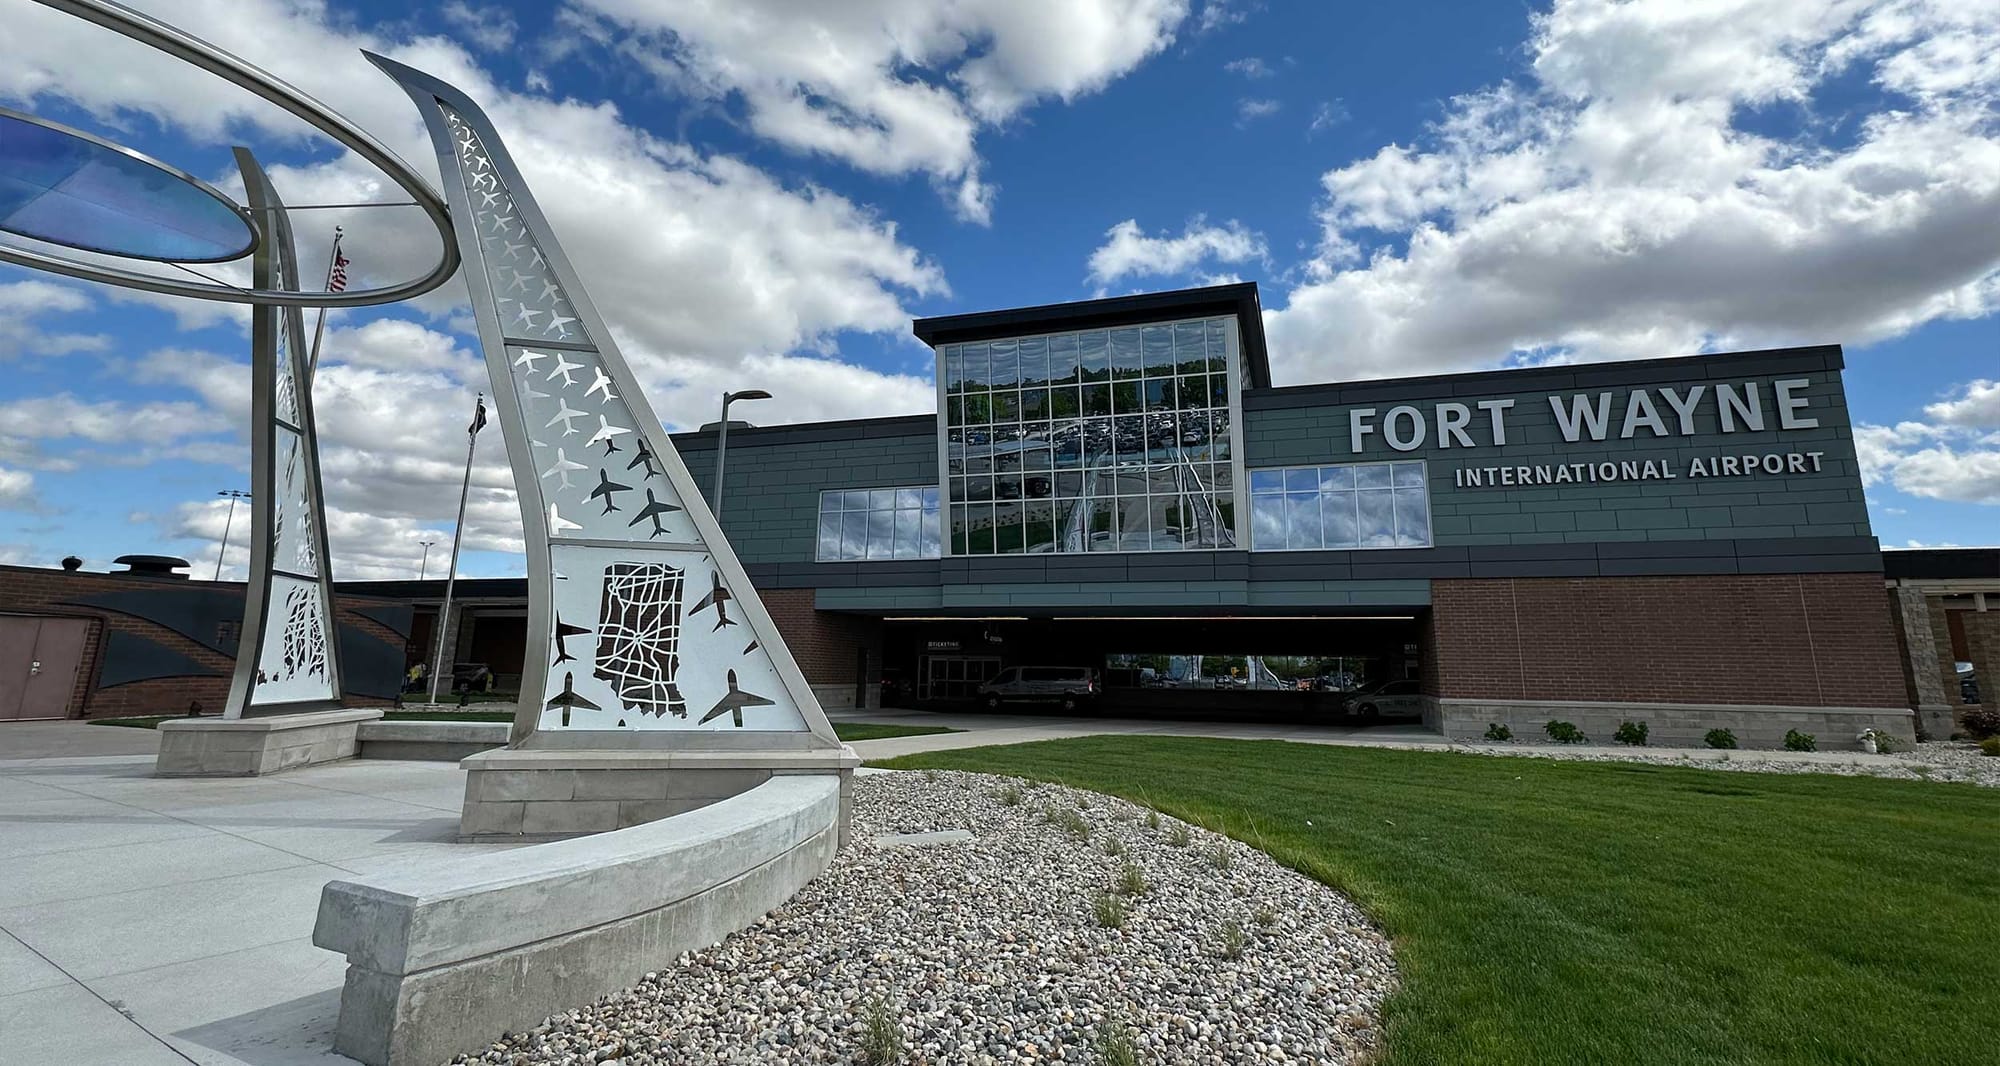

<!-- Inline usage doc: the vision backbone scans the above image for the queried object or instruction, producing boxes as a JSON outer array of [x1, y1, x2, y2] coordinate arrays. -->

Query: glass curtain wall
[[940, 316, 1239, 555]]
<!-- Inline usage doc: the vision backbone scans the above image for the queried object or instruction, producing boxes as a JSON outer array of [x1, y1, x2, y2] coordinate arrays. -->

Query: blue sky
[[0, 0, 1996, 579]]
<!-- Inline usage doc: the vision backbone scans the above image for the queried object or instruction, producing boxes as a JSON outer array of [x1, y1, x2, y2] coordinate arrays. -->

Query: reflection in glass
[[1018, 335, 1049, 386], [1247, 461, 1434, 551], [936, 315, 1242, 555], [1109, 328, 1142, 379], [1051, 333, 1080, 384], [817, 485, 944, 561]]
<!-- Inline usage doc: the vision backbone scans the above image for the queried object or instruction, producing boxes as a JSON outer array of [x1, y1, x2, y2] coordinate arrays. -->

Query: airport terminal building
[[5, 284, 1995, 745]]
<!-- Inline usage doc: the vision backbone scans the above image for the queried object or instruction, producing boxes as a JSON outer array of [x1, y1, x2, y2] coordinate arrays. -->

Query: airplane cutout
[[545, 399, 586, 435], [691, 570, 736, 631], [512, 349, 545, 372], [600, 437, 620, 456], [584, 367, 616, 403], [545, 670, 600, 727], [699, 669, 774, 727], [584, 415, 629, 450], [548, 503, 582, 534], [627, 489, 681, 538], [588, 469, 631, 514], [552, 615, 589, 665], [539, 447, 584, 489], [625, 439, 662, 479], [546, 354, 581, 386]]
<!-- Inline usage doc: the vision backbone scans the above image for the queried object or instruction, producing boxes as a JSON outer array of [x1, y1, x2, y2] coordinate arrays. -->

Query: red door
[[0, 616, 91, 720]]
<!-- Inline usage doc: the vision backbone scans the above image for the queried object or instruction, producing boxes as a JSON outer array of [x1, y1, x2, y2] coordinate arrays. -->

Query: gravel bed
[[1449, 739, 2000, 787], [456, 770, 1396, 1065]]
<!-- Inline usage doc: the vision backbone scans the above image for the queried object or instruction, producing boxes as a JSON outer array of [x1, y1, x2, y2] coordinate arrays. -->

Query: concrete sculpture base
[[155, 708, 383, 776], [355, 718, 508, 761], [314, 774, 842, 1066], [458, 744, 860, 842]]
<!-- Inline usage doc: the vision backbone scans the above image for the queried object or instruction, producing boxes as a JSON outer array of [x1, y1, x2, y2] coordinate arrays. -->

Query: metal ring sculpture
[[0, 0, 458, 306]]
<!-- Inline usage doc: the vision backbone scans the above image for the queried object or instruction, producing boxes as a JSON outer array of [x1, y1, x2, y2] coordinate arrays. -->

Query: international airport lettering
[[1347, 378, 1820, 453], [1453, 451, 1825, 488]]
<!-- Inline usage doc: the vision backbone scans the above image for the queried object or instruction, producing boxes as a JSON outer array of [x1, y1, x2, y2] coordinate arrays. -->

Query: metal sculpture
[[223, 149, 343, 714], [369, 54, 838, 746], [8, 0, 462, 720]]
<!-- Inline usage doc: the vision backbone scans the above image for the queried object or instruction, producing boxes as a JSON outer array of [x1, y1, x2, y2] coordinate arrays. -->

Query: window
[[939, 314, 1241, 555], [1248, 461, 1432, 550], [816, 486, 941, 561]]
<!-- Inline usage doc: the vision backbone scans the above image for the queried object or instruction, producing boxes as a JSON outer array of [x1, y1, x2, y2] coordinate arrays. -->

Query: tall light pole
[[713, 389, 771, 526], [213, 489, 250, 581], [417, 540, 436, 581]]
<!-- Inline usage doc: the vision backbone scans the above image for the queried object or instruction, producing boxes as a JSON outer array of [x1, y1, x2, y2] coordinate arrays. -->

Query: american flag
[[328, 244, 350, 293]]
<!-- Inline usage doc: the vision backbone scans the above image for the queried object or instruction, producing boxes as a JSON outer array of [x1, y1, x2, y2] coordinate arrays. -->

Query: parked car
[[1343, 678, 1424, 719], [976, 666, 1098, 711]]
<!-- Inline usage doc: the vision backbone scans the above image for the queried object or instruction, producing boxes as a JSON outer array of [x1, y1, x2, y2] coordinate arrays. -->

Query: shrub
[[1783, 729, 1816, 752], [859, 995, 902, 1065], [1092, 1017, 1139, 1066], [1873, 731, 1906, 754], [1545, 720, 1586, 744], [1092, 892, 1128, 929], [1117, 862, 1148, 896], [1704, 728, 1738, 750], [1216, 919, 1248, 959], [1979, 737, 2000, 757], [1613, 721, 1649, 746], [1484, 722, 1512, 742], [1961, 708, 2000, 740]]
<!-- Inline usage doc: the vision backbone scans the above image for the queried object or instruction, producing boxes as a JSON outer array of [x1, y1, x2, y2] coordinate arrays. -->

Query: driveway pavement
[[0, 740, 509, 1066]]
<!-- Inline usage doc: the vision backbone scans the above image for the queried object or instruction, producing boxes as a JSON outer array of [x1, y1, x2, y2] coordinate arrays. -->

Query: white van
[[975, 666, 1098, 711]]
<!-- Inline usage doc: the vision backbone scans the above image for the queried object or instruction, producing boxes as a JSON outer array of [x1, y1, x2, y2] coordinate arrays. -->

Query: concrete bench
[[354, 718, 508, 761], [311, 774, 841, 1066]]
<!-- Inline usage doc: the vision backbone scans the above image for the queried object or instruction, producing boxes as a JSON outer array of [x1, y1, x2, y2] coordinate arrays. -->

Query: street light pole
[[417, 540, 436, 581], [213, 489, 250, 581], [712, 389, 771, 526]]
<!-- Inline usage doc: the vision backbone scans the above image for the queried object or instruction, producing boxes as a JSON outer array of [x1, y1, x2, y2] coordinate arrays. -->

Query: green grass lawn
[[90, 714, 958, 743], [877, 736, 2000, 1066]]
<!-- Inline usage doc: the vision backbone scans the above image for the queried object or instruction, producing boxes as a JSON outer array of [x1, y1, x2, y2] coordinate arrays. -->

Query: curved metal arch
[[2, 0, 458, 307]]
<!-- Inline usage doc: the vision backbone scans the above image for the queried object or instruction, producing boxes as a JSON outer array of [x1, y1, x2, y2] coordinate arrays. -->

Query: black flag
[[468, 395, 487, 436]]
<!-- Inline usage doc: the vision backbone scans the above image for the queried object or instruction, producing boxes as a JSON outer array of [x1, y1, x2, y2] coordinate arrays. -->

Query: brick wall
[[1429, 572, 1908, 709], [0, 565, 401, 718], [757, 587, 879, 688]]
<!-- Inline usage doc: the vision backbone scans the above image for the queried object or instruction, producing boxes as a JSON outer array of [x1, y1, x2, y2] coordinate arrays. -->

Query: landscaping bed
[[455, 769, 1394, 1064]]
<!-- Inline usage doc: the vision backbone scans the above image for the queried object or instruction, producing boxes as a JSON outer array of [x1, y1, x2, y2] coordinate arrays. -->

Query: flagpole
[[427, 392, 484, 706], [306, 227, 343, 380]]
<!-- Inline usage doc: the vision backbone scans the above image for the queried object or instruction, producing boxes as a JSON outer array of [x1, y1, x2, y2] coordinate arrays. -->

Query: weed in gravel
[[859, 995, 902, 1065], [1076, 794, 1092, 809], [1103, 836, 1125, 857], [1112, 807, 1135, 823], [1216, 919, 1248, 959], [1146, 809, 1162, 830], [1044, 807, 1090, 839], [1093, 892, 1129, 929], [1210, 843, 1233, 871], [997, 785, 1024, 806], [1117, 862, 1148, 896], [923, 769, 940, 782], [1167, 822, 1191, 847], [1253, 904, 1278, 927], [1092, 1015, 1139, 1066]]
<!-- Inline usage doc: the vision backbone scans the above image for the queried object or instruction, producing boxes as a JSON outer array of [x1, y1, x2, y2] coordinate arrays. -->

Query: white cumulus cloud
[[1088, 217, 1268, 287], [1265, 0, 2000, 383]]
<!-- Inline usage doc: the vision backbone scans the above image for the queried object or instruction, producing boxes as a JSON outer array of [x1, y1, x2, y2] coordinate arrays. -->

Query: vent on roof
[[112, 555, 192, 580]]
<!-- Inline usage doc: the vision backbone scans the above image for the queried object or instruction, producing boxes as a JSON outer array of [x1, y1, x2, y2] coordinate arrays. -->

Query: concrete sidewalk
[[0, 718, 164, 761], [0, 751, 509, 1066]]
